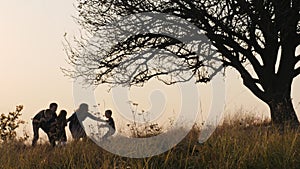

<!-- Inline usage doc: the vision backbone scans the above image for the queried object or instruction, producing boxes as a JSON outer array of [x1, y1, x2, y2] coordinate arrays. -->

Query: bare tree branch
[[294, 67, 300, 78], [61, 0, 300, 124], [211, 35, 267, 102]]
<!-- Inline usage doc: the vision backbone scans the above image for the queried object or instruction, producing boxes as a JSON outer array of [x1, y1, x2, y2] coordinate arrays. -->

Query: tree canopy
[[65, 0, 300, 125]]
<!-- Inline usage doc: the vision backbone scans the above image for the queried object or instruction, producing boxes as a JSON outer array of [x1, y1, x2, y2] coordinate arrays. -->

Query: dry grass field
[[0, 118, 299, 169]]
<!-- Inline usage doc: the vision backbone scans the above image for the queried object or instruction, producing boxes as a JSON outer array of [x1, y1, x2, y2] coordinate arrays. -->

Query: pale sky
[[0, 0, 299, 137]]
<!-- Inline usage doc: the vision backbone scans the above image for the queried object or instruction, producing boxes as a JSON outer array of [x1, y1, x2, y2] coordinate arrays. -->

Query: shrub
[[0, 105, 25, 142]]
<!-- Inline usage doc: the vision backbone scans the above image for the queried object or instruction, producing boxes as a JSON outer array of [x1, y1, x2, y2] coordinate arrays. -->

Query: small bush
[[0, 105, 25, 142]]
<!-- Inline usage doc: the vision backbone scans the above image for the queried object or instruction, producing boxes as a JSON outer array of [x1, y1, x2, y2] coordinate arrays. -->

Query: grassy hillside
[[0, 120, 299, 169]]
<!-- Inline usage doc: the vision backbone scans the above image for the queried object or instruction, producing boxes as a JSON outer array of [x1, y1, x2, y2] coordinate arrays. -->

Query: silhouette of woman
[[67, 103, 100, 140]]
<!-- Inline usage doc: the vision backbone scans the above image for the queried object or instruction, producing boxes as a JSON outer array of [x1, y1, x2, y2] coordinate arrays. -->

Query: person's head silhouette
[[77, 103, 89, 114]]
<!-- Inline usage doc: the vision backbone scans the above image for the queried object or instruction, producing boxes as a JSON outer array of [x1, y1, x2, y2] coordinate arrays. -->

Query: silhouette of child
[[55, 110, 68, 146], [32, 109, 55, 124], [47, 110, 68, 146], [101, 109, 116, 139]]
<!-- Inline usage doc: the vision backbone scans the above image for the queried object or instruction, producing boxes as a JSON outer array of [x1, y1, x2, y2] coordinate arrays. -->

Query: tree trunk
[[268, 96, 299, 127]]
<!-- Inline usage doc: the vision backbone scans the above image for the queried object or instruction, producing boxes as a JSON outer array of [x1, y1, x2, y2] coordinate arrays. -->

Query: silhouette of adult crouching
[[32, 103, 58, 147], [67, 103, 100, 141]]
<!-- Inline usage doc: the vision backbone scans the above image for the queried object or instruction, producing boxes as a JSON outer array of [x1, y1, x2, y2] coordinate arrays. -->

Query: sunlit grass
[[0, 118, 299, 169]]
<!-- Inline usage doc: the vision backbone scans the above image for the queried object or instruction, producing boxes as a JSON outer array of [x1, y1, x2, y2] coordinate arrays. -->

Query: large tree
[[65, 0, 300, 126]]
